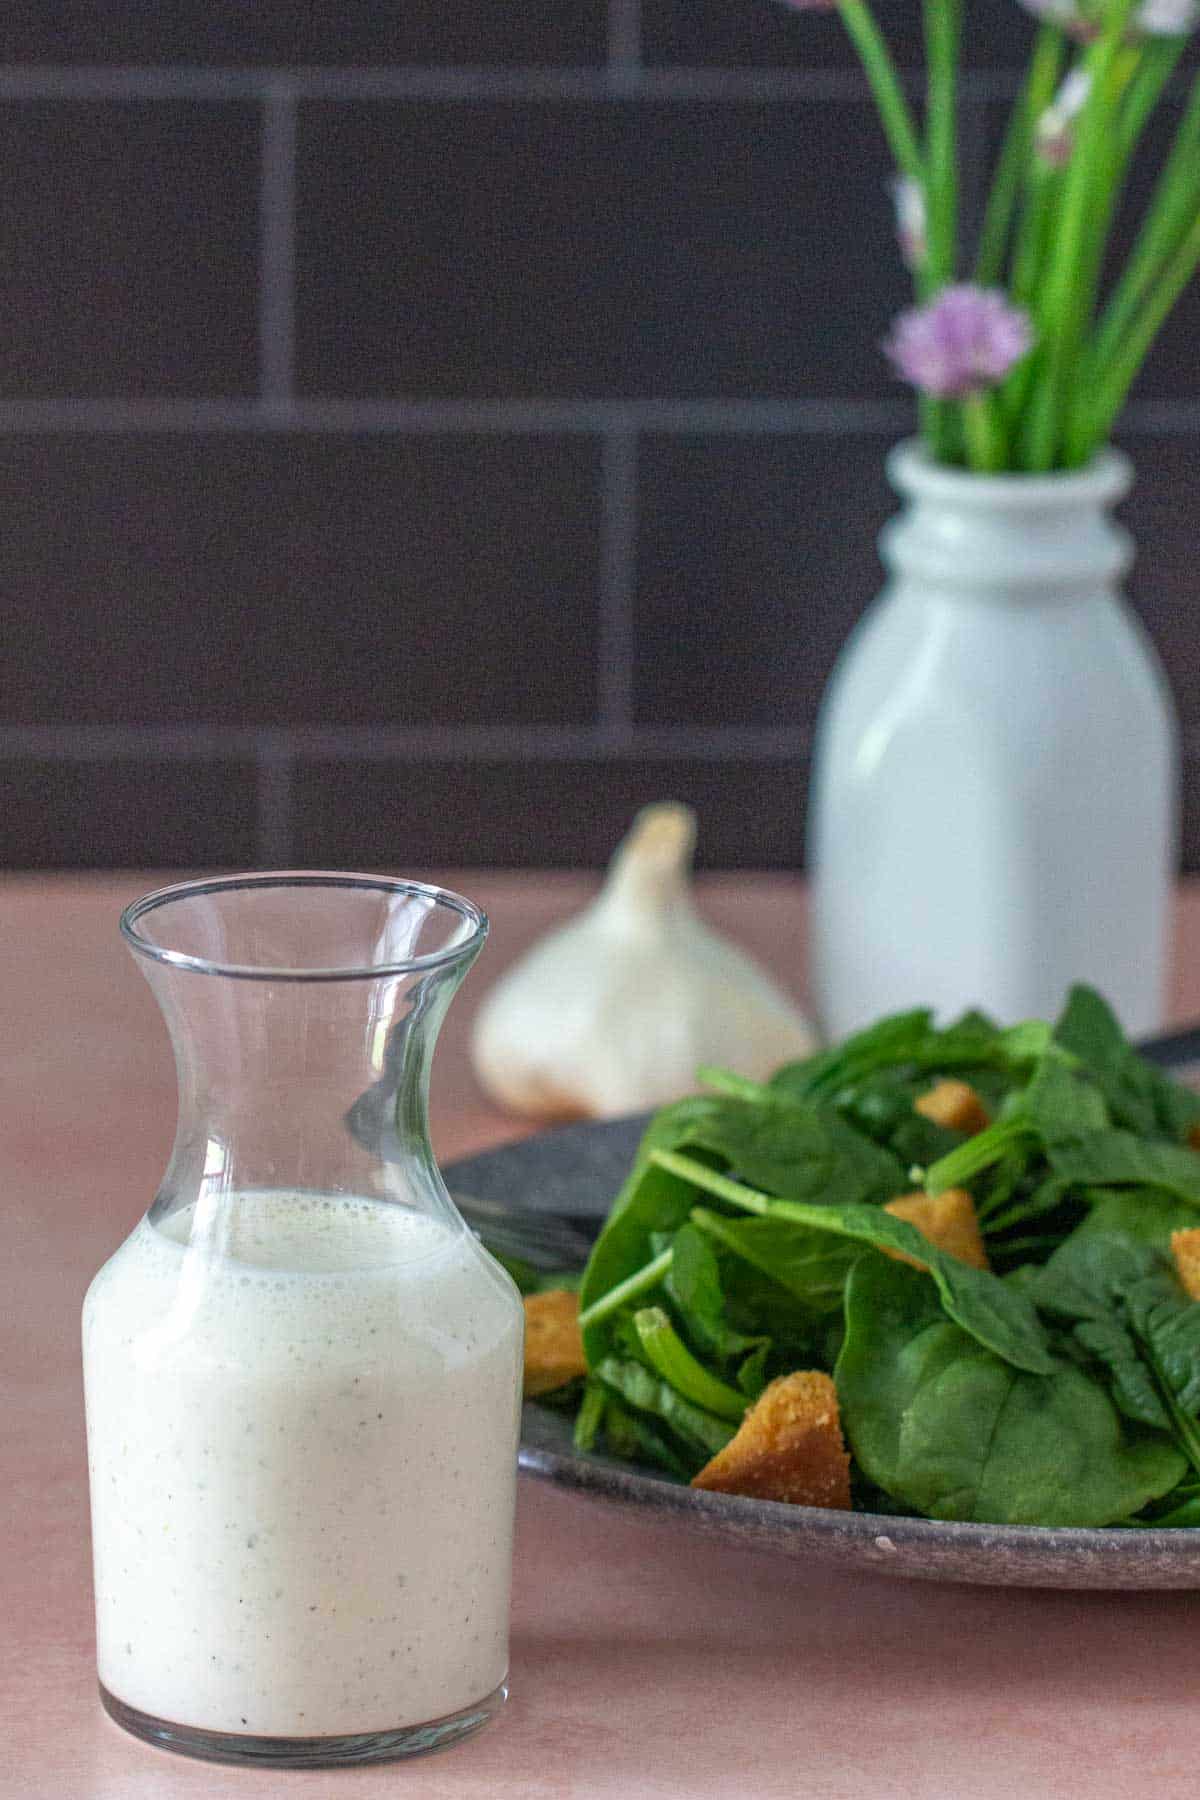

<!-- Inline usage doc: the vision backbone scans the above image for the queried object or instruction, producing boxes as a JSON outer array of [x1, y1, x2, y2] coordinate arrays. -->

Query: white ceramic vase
[[809, 440, 1178, 1041]]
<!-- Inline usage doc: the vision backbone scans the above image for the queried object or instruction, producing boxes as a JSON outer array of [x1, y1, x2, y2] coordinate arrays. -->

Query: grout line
[[597, 423, 638, 736], [0, 65, 269, 99], [630, 399, 916, 436], [0, 393, 1190, 442], [259, 86, 297, 406], [277, 727, 650, 760], [255, 739, 295, 865], [607, 0, 643, 77], [9, 394, 1200, 439], [0, 726, 264, 757], [10, 721, 1200, 765], [0, 397, 917, 435], [0, 63, 1024, 103], [0, 723, 812, 762]]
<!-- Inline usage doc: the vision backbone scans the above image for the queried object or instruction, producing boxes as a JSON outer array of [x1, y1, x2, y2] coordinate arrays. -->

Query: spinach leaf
[[925, 1116, 1038, 1195], [663, 1222, 765, 1364], [573, 1377, 607, 1452], [983, 1174, 1073, 1236], [1034, 1230, 1167, 1329], [654, 1151, 1057, 1376], [578, 1096, 726, 1362], [925, 1051, 1107, 1198], [593, 1356, 736, 1461], [737, 1342, 771, 1398], [682, 1097, 906, 1210], [1074, 1187, 1200, 1249], [579, 1090, 905, 1362], [1055, 984, 1200, 1140], [836, 1255, 1185, 1526], [1128, 1485, 1200, 1528], [599, 1396, 694, 1481], [1046, 1131, 1200, 1204], [689, 1206, 860, 1316], [825, 1069, 962, 1169], [632, 1308, 749, 1422], [773, 1008, 1052, 1105], [1023, 1052, 1110, 1139], [1034, 1230, 1200, 1470], [709, 1250, 831, 1370], [771, 1010, 935, 1100]]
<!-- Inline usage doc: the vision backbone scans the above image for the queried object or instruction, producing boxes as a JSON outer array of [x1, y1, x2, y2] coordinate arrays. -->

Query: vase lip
[[887, 438, 1133, 508], [119, 870, 489, 984]]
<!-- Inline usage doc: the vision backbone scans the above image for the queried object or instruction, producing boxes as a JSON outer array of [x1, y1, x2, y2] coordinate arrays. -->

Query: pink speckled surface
[[6, 872, 1200, 1800]]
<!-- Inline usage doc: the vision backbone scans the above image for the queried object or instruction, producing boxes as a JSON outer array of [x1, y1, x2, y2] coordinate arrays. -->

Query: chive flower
[[771, 0, 1200, 468], [1018, 0, 1198, 35], [1036, 70, 1092, 167], [884, 285, 1034, 399], [888, 174, 927, 271]]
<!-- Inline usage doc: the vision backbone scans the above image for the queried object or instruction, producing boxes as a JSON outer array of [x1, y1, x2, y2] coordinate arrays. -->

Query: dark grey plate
[[444, 1048, 1200, 1590]]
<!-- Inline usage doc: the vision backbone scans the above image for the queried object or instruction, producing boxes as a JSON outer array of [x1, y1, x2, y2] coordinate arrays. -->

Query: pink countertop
[[7, 871, 1200, 1800]]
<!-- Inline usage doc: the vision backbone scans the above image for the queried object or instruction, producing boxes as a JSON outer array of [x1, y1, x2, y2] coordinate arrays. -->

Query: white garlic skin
[[469, 803, 819, 1121]]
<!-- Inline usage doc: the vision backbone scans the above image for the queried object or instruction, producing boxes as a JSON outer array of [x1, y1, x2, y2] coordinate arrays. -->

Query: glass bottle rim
[[119, 870, 489, 984]]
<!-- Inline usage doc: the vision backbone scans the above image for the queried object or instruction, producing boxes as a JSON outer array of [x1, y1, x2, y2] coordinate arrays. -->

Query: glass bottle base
[[99, 1680, 507, 1767]]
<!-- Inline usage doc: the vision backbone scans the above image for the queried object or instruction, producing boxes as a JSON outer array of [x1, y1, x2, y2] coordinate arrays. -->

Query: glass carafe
[[82, 873, 523, 1768]]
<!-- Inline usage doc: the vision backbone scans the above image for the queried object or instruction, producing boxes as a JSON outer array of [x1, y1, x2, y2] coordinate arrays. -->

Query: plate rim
[[517, 1402, 1200, 1565]]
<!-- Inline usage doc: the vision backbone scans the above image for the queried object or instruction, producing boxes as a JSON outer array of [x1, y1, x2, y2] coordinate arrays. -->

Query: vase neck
[[881, 441, 1134, 600], [122, 875, 486, 1227]]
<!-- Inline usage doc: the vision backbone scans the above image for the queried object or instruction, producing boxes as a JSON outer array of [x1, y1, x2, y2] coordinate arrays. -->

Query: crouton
[[1171, 1229, 1200, 1301], [1188, 1123, 1200, 1153], [883, 1188, 990, 1272], [691, 1370, 851, 1509], [915, 1078, 990, 1136], [522, 1290, 587, 1397]]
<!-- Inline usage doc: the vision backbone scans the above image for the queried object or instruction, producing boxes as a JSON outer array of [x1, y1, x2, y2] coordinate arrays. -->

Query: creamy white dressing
[[82, 1191, 522, 1739]]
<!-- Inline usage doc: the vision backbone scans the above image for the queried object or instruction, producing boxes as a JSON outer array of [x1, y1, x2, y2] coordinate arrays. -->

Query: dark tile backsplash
[[634, 433, 901, 728], [0, 2, 607, 68], [1118, 431, 1200, 746], [643, 0, 1035, 72], [291, 756, 810, 870], [1, 757, 258, 870], [1, 6, 1197, 873], [0, 100, 259, 397], [1, 433, 601, 727], [296, 98, 907, 402]]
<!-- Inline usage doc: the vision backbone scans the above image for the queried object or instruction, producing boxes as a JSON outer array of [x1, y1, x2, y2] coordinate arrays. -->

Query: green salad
[[543, 986, 1200, 1529]]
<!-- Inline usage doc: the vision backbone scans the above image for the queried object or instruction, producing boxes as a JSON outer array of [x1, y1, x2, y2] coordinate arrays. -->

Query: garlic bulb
[[470, 802, 819, 1121]]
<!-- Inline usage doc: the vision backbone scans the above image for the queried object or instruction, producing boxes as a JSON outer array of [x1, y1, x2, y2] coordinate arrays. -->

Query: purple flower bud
[[1017, 0, 1197, 35], [1036, 69, 1092, 168], [887, 175, 927, 272], [884, 286, 1034, 399], [1017, 0, 1097, 37], [1136, 0, 1199, 31]]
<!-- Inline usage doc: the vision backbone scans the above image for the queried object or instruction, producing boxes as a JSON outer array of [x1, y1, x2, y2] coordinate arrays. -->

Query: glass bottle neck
[[121, 874, 487, 1231], [142, 954, 472, 1227]]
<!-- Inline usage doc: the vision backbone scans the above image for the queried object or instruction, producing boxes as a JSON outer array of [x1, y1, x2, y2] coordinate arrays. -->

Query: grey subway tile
[[0, 433, 603, 728], [642, 0, 1038, 71], [634, 431, 901, 729], [0, 756, 258, 869], [295, 97, 910, 402], [0, 2, 607, 68], [292, 755, 809, 868], [0, 100, 259, 399]]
